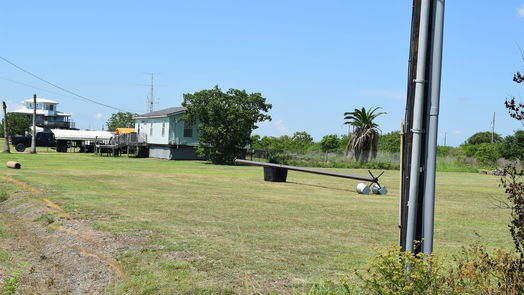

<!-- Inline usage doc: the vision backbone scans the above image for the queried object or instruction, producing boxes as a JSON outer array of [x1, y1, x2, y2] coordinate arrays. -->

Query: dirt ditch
[[0, 176, 146, 294]]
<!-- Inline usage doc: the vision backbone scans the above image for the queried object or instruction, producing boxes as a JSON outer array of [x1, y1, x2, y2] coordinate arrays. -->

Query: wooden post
[[30, 94, 37, 153], [2, 102, 10, 153]]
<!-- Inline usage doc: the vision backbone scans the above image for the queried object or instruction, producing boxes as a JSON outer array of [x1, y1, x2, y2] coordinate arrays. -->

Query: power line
[[0, 55, 130, 112], [0, 76, 86, 102]]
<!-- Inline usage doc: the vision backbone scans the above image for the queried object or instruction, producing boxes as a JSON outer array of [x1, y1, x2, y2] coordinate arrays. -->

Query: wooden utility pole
[[30, 94, 37, 153], [2, 101, 10, 153]]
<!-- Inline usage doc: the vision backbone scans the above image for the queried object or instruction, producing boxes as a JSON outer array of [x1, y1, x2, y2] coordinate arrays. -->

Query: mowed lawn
[[0, 151, 512, 294]]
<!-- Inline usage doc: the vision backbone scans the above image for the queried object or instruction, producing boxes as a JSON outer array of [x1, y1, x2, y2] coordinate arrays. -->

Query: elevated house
[[134, 107, 203, 160], [11, 98, 74, 131]]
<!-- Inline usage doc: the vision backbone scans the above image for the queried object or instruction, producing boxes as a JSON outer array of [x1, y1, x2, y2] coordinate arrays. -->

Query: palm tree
[[344, 107, 386, 163]]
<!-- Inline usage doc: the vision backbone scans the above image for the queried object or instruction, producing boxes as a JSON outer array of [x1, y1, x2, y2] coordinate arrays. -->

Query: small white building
[[11, 98, 74, 130]]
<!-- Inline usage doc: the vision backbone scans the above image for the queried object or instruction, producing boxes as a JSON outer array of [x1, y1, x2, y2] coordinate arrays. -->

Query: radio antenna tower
[[146, 73, 155, 113]]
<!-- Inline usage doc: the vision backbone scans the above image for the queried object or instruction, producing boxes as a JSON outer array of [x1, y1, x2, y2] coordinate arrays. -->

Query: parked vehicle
[[8, 132, 68, 152]]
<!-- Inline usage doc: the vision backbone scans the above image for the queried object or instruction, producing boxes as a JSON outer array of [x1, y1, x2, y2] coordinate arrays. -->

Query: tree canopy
[[182, 86, 272, 164], [106, 112, 136, 132], [320, 134, 340, 153], [344, 107, 386, 162], [0, 113, 31, 137], [378, 131, 401, 153], [501, 130, 524, 161], [465, 131, 502, 145]]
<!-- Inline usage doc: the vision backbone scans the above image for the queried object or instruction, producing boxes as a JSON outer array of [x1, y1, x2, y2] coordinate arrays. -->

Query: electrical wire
[[0, 55, 130, 112], [0, 76, 86, 102]]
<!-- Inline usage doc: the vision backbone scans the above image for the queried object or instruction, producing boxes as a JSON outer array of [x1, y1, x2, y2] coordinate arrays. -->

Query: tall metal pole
[[405, 0, 432, 253], [422, 0, 445, 254], [2, 102, 10, 153], [30, 94, 37, 153], [491, 112, 495, 143], [148, 74, 155, 113]]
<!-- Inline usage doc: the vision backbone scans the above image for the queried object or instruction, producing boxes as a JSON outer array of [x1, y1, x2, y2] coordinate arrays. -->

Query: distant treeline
[[250, 130, 524, 170]]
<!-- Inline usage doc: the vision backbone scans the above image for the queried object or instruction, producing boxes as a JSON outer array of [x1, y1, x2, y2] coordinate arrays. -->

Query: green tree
[[290, 131, 313, 153], [378, 131, 401, 153], [182, 86, 272, 164], [320, 134, 340, 161], [344, 107, 386, 163], [474, 142, 503, 166], [501, 130, 524, 160], [106, 112, 137, 132], [0, 113, 31, 137], [250, 134, 262, 150], [466, 131, 502, 145], [338, 134, 351, 152], [319, 134, 340, 153]]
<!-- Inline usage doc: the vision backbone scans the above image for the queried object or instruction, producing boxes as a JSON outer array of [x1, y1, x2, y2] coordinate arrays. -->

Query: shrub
[[267, 149, 289, 165], [355, 246, 443, 295], [441, 245, 524, 294]]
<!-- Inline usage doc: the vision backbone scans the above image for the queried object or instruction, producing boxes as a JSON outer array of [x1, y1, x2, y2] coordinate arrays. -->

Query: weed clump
[[2, 270, 20, 295], [0, 191, 9, 202], [34, 213, 56, 225]]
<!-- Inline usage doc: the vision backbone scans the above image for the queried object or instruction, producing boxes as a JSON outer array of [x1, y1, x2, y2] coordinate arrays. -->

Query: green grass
[[0, 151, 512, 294]]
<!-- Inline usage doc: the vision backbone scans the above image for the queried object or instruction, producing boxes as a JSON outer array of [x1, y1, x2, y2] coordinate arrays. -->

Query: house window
[[48, 105, 54, 111], [149, 123, 153, 136], [161, 122, 165, 137], [183, 122, 193, 138]]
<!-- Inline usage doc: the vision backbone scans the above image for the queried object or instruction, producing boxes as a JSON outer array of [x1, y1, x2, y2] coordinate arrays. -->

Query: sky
[[1, 1, 524, 146]]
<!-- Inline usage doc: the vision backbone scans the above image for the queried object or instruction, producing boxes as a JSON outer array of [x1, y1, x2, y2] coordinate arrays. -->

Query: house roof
[[22, 98, 59, 104], [134, 107, 186, 119]]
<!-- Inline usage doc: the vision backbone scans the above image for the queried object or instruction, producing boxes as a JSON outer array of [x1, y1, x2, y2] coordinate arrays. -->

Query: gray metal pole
[[491, 112, 495, 143], [2, 102, 10, 153], [422, 0, 445, 254], [405, 0, 432, 252], [31, 94, 37, 153]]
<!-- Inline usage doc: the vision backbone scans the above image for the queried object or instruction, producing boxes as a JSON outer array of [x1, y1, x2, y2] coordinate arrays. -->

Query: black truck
[[8, 132, 68, 152]]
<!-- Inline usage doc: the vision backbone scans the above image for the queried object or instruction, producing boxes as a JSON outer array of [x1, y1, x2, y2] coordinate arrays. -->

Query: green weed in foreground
[[1, 270, 20, 295], [307, 245, 524, 295], [0, 192, 9, 203]]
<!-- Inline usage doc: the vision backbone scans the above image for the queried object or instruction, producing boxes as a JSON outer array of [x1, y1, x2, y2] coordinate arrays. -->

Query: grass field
[[0, 150, 513, 294]]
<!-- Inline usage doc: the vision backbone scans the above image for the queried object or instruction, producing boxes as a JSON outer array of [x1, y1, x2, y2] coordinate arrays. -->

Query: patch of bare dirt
[[0, 178, 150, 294]]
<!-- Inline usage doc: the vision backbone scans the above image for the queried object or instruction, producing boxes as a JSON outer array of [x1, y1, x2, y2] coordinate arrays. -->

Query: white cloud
[[453, 130, 463, 135], [273, 120, 288, 133], [257, 119, 289, 136], [518, 4, 524, 17], [94, 113, 103, 120]]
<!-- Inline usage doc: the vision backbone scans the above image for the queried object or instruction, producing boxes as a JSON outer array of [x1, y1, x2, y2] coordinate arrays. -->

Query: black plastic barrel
[[263, 167, 288, 182]]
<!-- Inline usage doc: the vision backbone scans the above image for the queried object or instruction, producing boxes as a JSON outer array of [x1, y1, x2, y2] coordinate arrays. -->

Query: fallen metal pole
[[234, 159, 378, 183]]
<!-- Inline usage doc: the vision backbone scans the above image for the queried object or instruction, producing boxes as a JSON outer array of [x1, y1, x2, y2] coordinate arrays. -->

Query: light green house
[[134, 107, 204, 160]]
